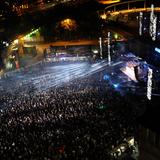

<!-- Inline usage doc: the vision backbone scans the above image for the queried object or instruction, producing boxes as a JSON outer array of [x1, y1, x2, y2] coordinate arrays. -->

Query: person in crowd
[[0, 61, 141, 160]]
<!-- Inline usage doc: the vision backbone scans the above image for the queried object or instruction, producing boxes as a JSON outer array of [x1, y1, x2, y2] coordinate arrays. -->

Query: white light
[[150, 4, 157, 41], [101, 14, 107, 20], [155, 47, 160, 53], [60, 57, 66, 61], [128, 138, 134, 146], [152, 16, 157, 41], [121, 66, 138, 82], [93, 50, 98, 54], [120, 146, 125, 152], [6, 62, 13, 69], [2, 41, 9, 47], [147, 68, 153, 100], [117, 148, 121, 156], [14, 39, 19, 44]]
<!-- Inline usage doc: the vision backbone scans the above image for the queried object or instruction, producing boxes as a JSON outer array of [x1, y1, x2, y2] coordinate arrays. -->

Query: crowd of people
[[0, 61, 146, 160]]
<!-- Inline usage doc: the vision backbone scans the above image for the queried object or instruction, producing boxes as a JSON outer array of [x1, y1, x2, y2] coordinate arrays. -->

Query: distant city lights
[[60, 18, 77, 31], [100, 14, 107, 20], [13, 39, 19, 44]]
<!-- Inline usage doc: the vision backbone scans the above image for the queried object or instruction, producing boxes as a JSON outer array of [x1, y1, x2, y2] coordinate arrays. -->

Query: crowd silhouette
[[0, 62, 143, 160]]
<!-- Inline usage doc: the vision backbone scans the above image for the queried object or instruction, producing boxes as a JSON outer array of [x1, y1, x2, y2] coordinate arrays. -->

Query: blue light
[[155, 47, 160, 54], [113, 84, 119, 89], [103, 74, 110, 80]]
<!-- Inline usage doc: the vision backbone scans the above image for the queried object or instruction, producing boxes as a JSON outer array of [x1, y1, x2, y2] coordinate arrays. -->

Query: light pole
[[139, 12, 143, 36], [107, 32, 111, 65], [99, 37, 103, 59]]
